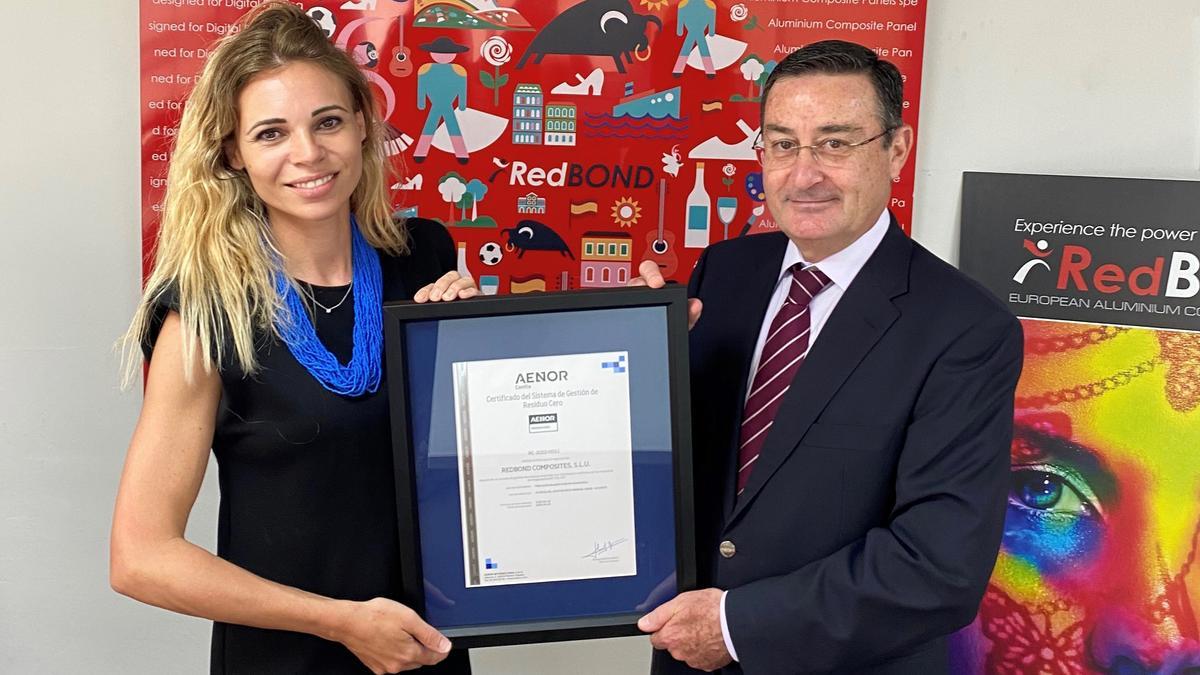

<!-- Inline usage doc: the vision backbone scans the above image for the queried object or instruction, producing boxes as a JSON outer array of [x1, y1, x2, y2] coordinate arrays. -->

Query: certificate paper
[[452, 351, 636, 587]]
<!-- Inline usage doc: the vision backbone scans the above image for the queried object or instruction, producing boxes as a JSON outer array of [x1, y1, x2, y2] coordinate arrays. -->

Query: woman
[[111, 3, 475, 673]]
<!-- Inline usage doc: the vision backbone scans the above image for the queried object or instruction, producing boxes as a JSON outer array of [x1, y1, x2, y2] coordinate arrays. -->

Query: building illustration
[[580, 231, 632, 287], [543, 102, 577, 146], [517, 192, 547, 214], [512, 83, 544, 145]]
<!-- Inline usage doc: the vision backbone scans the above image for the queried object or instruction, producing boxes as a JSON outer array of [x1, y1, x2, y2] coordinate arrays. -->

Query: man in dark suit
[[633, 41, 1022, 674]]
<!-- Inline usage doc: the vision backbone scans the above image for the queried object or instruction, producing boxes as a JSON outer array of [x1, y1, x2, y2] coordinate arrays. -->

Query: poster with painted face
[[957, 173, 1200, 673], [952, 320, 1200, 674], [140, 0, 927, 289]]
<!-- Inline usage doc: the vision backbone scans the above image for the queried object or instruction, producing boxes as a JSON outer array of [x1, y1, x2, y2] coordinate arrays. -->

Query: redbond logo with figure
[[962, 173, 1200, 333], [1012, 239, 1052, 284], [1012, 238, 1200, 301]]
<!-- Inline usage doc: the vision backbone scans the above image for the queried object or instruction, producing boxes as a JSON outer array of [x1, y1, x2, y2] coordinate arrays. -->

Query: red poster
[[141, 0, 926, 289]]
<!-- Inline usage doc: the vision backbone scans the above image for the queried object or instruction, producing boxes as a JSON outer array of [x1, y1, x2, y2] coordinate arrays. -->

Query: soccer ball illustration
[[306, 7, 337, 39], [478, 242, 503, 266]]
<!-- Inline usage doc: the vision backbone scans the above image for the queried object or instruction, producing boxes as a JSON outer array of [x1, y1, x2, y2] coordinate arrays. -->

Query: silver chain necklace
[[300, 280, 353, 314]]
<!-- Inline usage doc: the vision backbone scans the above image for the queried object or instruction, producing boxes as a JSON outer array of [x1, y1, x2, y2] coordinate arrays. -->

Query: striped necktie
[[737, 264, 833, 495]]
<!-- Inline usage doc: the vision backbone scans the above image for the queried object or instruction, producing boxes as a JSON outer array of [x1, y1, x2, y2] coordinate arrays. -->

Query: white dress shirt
[[719, 208, 891, 662]]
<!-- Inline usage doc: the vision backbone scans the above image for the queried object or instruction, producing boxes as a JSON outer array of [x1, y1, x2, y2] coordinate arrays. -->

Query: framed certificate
[[383, 286, 696, 648]]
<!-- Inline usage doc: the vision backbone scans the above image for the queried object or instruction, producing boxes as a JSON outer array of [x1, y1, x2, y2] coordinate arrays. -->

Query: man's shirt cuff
[[720, 590, 739, 662]]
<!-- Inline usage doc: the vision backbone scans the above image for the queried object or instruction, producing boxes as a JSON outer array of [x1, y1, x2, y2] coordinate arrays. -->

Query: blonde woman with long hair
[[111, 4, 475, 673]]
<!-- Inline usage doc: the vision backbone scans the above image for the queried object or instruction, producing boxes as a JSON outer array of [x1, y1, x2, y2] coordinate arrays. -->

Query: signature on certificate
[[583, 538, 629, 559]]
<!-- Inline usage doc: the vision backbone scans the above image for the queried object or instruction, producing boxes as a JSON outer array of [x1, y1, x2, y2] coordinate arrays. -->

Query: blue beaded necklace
[[273, 217, 382, 397]]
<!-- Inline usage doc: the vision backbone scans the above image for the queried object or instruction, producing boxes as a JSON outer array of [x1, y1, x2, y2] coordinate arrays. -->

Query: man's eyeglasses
[[752, 127, 895, 169]]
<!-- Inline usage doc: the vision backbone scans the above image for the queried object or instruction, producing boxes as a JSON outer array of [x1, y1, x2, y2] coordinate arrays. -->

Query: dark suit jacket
[[654, 217, 1022, 675]]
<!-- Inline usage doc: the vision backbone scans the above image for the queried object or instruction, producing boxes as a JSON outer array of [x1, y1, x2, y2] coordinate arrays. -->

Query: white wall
[[2, 1, 1196, 672], [913, 1, 1200, 261]]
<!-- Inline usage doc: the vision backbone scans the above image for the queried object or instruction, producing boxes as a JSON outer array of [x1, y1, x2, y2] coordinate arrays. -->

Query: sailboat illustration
[[611, 82, 681, 119]]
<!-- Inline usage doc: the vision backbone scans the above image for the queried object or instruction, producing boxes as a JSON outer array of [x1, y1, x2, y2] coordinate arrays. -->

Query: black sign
[[960, 172, 1200, 332]]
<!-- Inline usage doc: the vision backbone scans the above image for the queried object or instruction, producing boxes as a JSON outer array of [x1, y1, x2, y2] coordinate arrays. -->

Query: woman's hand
[[333, 597, 452, 674], [414, 271, 478, 302]]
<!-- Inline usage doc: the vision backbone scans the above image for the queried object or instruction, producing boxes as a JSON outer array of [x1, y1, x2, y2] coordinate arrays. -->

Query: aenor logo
[[515, 370, 568, 384], [528, 413, 559, 434]]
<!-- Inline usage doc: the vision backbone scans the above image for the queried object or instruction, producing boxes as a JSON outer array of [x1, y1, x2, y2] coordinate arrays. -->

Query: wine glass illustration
[[716, 197, 738, 240]]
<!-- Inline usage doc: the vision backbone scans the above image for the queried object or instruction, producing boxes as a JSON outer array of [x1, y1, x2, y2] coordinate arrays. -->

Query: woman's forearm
[[111, 534, 349, 642]]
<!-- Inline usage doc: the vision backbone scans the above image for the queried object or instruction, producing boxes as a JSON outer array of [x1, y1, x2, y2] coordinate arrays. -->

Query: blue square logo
[[601, 354, 627, 374]]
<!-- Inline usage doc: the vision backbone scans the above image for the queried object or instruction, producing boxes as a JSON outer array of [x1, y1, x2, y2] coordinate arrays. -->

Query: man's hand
[[637, 588, 732, 672], [629, 260, 703, 329]]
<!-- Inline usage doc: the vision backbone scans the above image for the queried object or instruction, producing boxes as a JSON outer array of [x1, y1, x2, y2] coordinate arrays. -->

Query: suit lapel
[[726, 219, 913, 527], [717, 232, 791, 520]]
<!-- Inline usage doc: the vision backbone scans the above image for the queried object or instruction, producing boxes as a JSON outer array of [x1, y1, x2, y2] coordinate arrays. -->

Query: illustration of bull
[[502, 220, 575, 259], [515, 0, 662, 74]]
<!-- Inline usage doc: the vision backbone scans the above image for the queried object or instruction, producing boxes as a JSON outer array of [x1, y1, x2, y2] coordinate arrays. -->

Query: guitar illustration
[[389, 13, 413, 78], [644, 178, 679, 276], [555, 270, 572, 291]]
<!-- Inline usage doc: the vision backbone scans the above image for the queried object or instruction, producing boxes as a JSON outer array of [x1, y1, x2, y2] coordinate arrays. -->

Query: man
[[634, 41, 1023, 674]]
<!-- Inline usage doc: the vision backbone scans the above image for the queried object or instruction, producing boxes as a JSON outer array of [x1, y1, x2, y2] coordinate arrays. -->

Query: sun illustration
[[611, 197, 642, 228], [640, 0, 670, 11]]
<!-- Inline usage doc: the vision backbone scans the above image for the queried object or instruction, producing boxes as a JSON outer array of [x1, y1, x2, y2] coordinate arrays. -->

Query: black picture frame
[[383, 286, 696, 649]]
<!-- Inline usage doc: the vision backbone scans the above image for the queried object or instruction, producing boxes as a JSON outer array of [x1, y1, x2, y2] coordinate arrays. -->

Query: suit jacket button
[[719, 540, 736, 558]]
